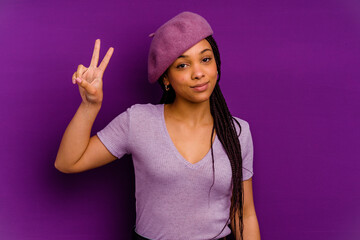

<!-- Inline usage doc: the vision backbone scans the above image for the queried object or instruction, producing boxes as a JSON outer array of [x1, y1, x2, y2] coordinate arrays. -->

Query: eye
[[202, 57, 212, 63], [176, 63, 187, 69]]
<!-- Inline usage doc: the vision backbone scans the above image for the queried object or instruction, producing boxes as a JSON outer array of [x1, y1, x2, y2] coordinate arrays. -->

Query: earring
[[165, 84, 170, 91]]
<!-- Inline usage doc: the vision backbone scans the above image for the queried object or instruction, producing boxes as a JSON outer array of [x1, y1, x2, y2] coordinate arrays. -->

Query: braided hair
[[157, 35, 244, 240]]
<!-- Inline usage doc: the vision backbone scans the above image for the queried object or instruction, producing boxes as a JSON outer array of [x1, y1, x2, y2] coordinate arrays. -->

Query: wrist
[[79, 101, 102, 116]]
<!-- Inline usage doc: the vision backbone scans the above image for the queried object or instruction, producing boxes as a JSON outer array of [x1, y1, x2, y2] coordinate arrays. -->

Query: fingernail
[[76, 78, 82, 83]]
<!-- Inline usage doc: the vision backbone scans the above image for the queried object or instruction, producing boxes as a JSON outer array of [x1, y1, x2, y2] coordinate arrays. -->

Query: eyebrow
[[177, 48, 212, 59]]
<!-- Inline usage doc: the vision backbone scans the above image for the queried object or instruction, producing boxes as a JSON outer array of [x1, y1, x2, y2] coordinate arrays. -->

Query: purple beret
[[147, 11, 213, 84]]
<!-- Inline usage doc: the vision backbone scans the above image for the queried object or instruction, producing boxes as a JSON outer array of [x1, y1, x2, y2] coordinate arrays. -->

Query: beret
[[148, 11, 213, 84]]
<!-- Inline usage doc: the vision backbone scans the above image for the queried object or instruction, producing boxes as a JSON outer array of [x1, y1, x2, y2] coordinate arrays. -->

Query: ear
[[162, 73, 170, 86]]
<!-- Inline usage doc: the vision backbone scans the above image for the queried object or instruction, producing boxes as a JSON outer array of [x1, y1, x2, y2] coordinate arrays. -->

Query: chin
[[188, 94, 212, 104]]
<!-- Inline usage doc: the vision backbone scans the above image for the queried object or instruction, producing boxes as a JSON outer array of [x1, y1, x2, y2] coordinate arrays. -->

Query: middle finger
[[98, 47, 114, 72]]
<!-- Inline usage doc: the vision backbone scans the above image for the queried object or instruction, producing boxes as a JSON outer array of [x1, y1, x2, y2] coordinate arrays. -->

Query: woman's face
[[163, 39, 218, 104]]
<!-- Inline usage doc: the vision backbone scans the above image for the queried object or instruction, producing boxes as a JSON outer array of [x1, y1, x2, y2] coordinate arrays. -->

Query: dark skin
[[163, 39, 260, 239], [55, 38, 260, 239], [162, 39, 218, 164]]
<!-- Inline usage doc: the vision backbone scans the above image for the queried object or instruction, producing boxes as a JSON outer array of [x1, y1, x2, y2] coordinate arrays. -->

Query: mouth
[[190, 81, 210, 92], [191, 81, 209, 88]]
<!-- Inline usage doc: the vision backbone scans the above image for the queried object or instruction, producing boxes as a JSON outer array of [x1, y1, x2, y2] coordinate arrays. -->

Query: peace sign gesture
[[72, 39, 114, 107]]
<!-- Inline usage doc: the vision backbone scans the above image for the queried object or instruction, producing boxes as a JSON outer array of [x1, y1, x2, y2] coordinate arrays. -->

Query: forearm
[[231, 213, 260, 240], [242, 215, 260, 240], [55, 102, 101, 172]]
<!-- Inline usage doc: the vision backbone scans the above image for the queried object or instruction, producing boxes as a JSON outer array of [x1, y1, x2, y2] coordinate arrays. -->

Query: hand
[[72, 39, 114, 106]]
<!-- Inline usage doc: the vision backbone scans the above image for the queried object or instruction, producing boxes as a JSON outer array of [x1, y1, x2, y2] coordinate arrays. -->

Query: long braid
[[210, 84, 243, 240], [206, 35, 244, 239], [157, 35, 244, 240]]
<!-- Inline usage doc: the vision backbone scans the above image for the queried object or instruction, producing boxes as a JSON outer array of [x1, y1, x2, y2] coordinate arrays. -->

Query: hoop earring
[[165, 84, 170, 91]]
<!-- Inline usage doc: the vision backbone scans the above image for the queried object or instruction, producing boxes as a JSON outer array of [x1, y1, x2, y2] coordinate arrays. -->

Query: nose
[[191, 63, 205, 80]]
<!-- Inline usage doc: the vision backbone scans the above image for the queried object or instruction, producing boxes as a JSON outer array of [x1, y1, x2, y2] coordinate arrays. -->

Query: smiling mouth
[[191, 82, 209, 88]]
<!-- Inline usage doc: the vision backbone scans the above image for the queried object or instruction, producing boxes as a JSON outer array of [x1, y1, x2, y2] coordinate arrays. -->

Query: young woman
[[55, 12, 260, 240]]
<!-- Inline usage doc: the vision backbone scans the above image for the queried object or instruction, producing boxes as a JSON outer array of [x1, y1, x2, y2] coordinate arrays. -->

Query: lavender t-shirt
[[97, 103, 254, 240]]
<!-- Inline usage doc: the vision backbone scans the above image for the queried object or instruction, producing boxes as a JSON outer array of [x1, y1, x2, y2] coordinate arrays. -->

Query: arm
[[54, 103, 116, 173], [54, 39, 116, 173], [230, 178, 261, 240]]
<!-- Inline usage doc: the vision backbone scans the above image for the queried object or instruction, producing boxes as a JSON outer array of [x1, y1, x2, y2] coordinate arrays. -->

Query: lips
[[190, 81, 210, 92], [191, 82, 209, 88]]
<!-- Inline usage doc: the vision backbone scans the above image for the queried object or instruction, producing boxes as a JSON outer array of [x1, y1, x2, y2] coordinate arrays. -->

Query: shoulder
[[124, 103, 163, 124], [231, 116, 253, 157], [108, 103, 162, 125], [125, 103, 163, 116], [127, 103, 162, 112], [231, 116, 250, 136]]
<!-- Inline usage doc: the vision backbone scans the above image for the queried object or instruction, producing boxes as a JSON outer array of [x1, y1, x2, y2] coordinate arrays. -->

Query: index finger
[[89, 39, 100, 67], [98, 47, 114, 72]]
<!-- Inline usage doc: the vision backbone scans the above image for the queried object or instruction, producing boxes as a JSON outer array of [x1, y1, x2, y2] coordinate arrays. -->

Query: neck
[[165, 98, 213, 127]]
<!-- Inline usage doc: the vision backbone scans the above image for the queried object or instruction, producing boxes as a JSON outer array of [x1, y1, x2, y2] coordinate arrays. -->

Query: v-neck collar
[[160, 104, 218, 169]]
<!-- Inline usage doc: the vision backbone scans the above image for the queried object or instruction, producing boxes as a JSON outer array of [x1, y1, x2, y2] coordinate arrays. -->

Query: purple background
[[1, 0, 359, 239]]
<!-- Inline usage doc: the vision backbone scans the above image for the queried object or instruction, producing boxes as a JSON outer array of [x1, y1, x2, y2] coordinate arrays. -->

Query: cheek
[[207, 63, 218, 76], [209, 68, 218, 81], [169, 74, 187, 87]]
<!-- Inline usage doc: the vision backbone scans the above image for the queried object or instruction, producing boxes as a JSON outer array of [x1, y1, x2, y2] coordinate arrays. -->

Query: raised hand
[[72, 39, 114, 106]]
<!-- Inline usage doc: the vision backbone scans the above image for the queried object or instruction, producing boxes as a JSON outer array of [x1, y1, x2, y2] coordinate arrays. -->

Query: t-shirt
[[97, 103, 254, 240]]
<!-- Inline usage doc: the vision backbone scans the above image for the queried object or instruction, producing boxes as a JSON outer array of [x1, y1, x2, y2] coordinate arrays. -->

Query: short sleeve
[[234, 118, 254, 181], [96, 107, 131, 159]]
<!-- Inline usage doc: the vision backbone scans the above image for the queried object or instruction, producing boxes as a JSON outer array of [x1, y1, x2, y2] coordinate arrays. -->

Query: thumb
[[76, 78, 96, 95]]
